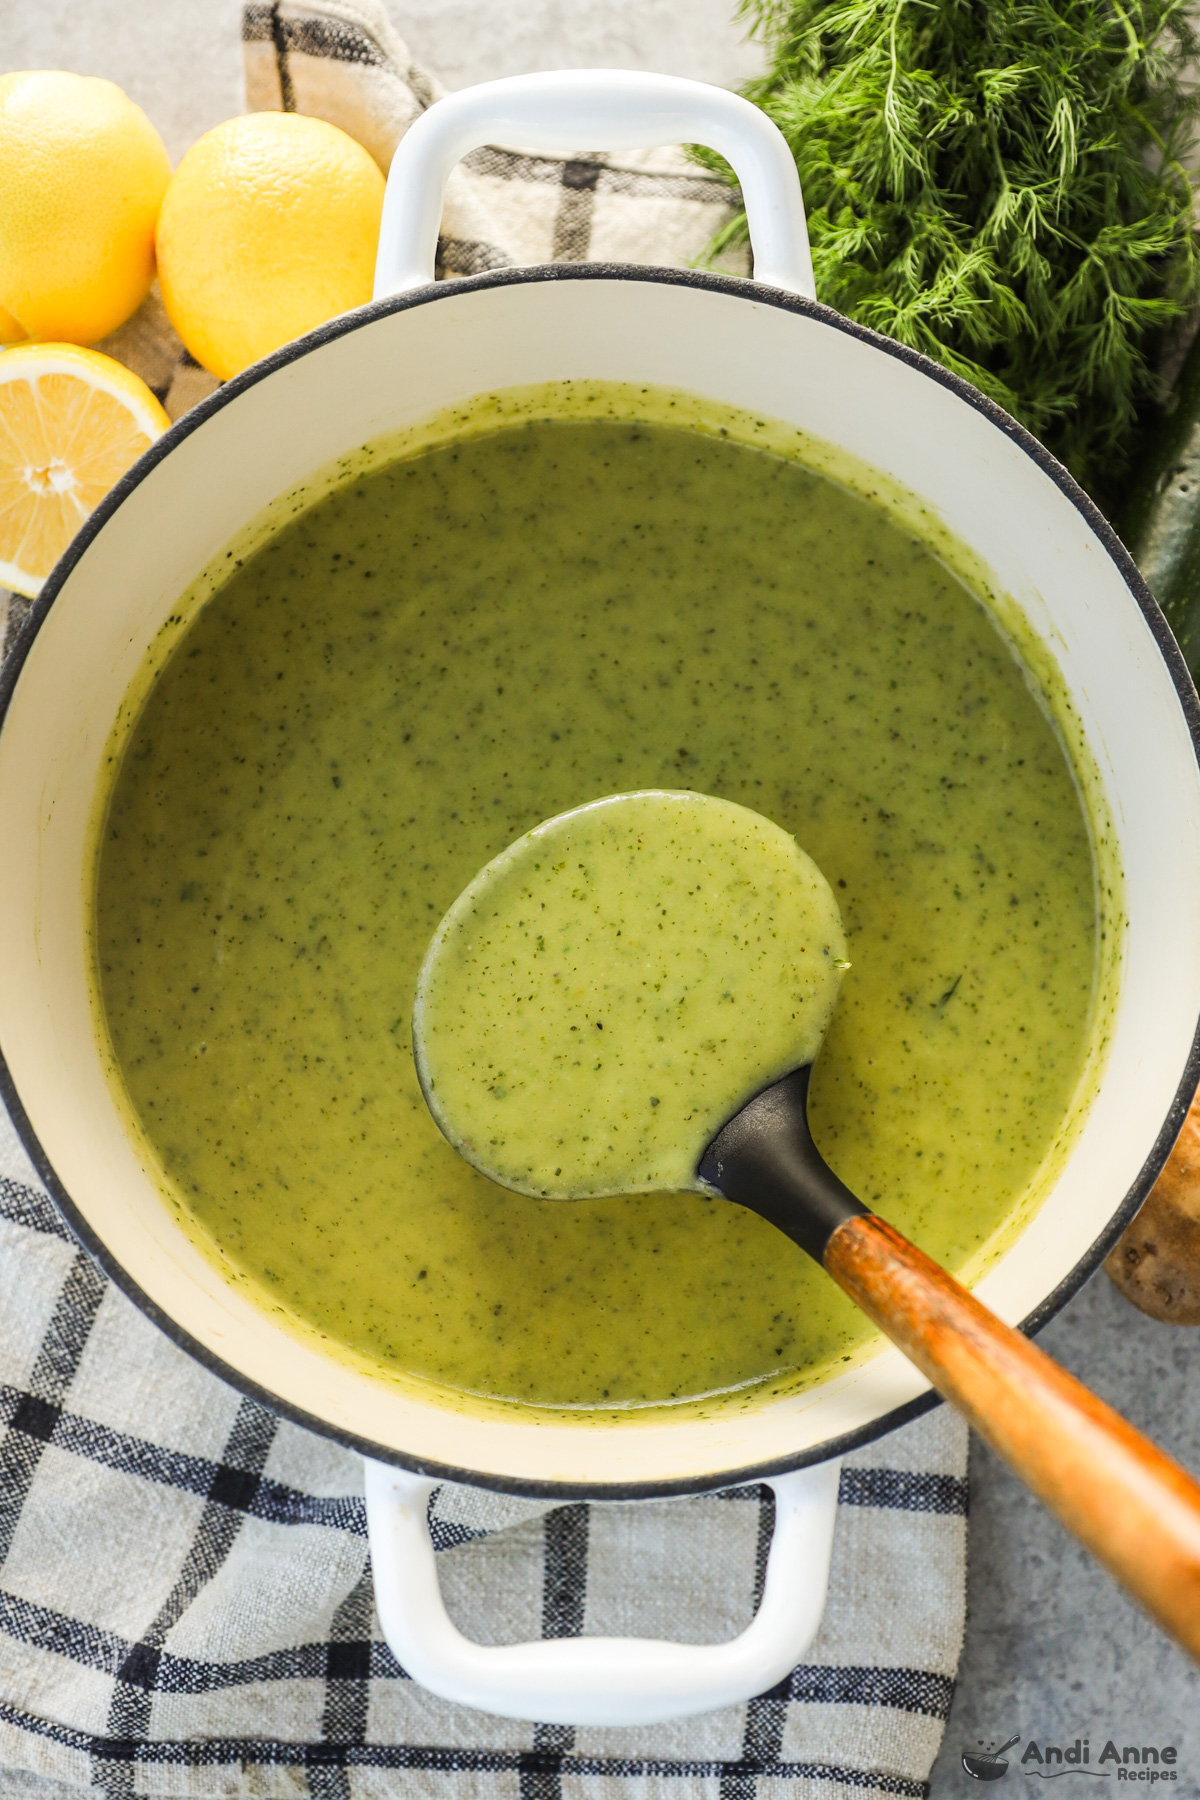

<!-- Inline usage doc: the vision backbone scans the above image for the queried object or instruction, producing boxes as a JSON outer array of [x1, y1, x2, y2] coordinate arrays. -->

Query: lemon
[[156, 113, 386, 382], [0, 72, 171, 346], [0, 344, 169, 598]]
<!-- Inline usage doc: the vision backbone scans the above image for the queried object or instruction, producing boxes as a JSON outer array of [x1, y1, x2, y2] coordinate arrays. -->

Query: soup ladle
[[413, 792, 1200, 1664]]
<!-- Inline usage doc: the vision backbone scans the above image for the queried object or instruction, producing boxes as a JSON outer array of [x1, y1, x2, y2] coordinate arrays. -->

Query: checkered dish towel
[[0, 4, 968, 1796]]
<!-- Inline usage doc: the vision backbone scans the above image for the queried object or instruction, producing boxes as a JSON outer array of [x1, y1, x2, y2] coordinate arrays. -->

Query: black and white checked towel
[[0, 6, 969, 1794]]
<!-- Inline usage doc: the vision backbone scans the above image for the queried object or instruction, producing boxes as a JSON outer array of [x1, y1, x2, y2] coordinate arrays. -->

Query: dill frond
[[703, 0, 1200, 499]]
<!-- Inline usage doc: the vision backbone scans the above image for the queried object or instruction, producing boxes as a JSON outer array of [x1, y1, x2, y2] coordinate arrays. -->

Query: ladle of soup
[[413, 789, 847, 1198], [413, 789, 1200, 1665]]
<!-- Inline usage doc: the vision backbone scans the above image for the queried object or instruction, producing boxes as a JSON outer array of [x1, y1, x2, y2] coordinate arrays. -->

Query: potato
[[1106, 1090, 1200, 1324]]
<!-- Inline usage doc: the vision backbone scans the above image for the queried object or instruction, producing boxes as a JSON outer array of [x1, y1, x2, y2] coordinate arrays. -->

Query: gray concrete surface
[[927, 1269, 1200, 1791], [5, 0, 1200, 1781]]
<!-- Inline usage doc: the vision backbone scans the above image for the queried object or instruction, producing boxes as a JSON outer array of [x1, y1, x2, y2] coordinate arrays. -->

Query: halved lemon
[[0, 343, 169, 598]]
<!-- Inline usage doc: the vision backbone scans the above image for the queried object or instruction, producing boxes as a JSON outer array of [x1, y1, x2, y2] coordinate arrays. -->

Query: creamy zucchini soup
[[92, 385, 1107, 1420], [414, 790, 850, 1199]]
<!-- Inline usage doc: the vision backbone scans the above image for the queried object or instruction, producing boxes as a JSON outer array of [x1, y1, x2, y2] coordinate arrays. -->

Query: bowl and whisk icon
[[963, 1735, 1021, 1780]]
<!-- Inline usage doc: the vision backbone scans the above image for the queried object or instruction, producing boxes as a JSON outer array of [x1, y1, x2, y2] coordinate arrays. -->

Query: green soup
[[94, 407, 1101, 1418], [414, 790, 848, 1198]]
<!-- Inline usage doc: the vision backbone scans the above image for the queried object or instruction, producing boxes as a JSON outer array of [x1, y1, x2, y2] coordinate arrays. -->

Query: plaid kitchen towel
[[0, 1108, 967, 1800], [0, 3, 969, 1795]]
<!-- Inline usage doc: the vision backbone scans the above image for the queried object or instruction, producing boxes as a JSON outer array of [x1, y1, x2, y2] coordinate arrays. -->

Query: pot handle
[[363, 1455, 840, 1726], [373, 70, 814, 301]]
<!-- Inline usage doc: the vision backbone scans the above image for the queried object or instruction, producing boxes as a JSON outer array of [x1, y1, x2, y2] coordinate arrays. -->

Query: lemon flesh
[[0, 344, 169, 598], [414, 791, 849, 1199]]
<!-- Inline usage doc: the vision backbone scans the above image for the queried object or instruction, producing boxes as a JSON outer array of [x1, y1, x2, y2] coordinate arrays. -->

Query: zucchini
[[1119, 330, 1200, 682]]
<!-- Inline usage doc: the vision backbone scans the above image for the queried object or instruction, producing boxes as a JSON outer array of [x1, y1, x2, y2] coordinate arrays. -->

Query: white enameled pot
[[2, 71, 1200, 1727]]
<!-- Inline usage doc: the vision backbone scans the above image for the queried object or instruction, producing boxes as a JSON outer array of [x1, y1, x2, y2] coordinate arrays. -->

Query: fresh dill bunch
[[704, 0, 1200, 498]]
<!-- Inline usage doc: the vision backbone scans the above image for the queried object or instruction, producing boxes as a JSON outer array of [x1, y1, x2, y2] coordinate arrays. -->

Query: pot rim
[[3, 260, 1199, 1500]]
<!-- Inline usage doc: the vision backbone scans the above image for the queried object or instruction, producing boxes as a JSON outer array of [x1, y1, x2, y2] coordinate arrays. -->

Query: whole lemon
[[156, 113, 386, 381], [0, 71, 171, 345]]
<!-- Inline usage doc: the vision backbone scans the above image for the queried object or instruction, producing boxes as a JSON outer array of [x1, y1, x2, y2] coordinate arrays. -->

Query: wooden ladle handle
[[825, 1214, 1200, 1660]]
